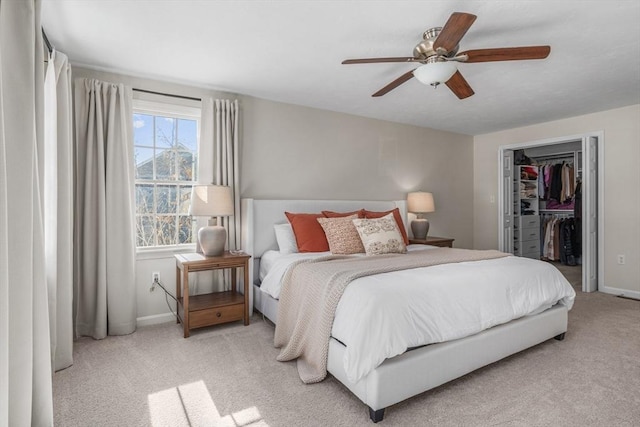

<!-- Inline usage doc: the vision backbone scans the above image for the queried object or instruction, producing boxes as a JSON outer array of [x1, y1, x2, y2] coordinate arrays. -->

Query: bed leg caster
[[554, 332, 566, 341], [369, 407, 385, 423]]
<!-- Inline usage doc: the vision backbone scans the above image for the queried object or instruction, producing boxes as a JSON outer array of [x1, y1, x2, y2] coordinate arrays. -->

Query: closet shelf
[[514, 165, 540, 259]]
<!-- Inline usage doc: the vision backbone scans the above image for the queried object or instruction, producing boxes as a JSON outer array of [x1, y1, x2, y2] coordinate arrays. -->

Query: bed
[[240, 199, 575, 422]]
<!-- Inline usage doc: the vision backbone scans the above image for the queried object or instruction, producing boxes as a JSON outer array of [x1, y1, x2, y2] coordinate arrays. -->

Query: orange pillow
[[363, 208, 409, 245], [285, 212, 329, 252], [322, 209, 365, 218]]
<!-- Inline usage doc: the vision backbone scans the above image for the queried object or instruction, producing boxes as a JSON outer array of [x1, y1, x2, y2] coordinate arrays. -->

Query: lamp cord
[[153, 277, 182, 325]]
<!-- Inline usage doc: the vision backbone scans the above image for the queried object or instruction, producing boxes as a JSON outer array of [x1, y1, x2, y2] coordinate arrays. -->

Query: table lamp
[[407, 191, 435, 240], [189, 185, 233, 256]]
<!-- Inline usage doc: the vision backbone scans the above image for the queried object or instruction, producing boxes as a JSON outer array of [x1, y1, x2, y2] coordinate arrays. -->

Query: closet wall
[[474, 104, 640, 297]]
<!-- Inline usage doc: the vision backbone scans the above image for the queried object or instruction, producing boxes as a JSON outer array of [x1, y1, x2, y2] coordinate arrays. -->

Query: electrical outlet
[[617, 255, 625, 265], [150, 272, 160, 292]]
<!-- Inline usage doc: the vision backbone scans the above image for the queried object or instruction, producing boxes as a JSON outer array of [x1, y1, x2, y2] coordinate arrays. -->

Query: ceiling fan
[[342, 12, 550, 99]]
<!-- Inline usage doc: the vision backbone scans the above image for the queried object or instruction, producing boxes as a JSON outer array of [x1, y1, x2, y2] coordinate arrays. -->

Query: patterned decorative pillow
[[362, 207, 409, 245], [352, 213, 407, 255], [317, 215, 364, 255]]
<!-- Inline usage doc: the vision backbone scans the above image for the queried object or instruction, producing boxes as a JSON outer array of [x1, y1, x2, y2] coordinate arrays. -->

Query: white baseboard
[[600, 285, 640, 301], [136, 312, 176, 327]]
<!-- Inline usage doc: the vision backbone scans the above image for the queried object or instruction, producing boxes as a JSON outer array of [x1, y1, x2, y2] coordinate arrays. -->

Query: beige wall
[[240, 96, 474, 247], [73, 67, 475, 321], [473, 104, 640, 294]]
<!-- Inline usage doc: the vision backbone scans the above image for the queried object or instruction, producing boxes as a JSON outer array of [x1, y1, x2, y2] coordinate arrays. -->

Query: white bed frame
[[241, 199, 568, 423]]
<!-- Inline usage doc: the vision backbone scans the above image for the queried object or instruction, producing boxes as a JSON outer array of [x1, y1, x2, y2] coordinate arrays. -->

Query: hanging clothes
[[544, 164, 553, 199], [538, 168, 545, 198], [574, 182, 582, 256], [541, 215, 580, 264], [535, 161, 576, 209], [549, 163, 563, 202]]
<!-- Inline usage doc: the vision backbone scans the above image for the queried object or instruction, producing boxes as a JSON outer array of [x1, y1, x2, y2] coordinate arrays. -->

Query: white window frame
[[133, 99, 201, 255]]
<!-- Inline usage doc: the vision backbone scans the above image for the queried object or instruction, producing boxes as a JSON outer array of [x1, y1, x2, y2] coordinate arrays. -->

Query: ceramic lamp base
[[411, 218, 430, 240], [198, 225, 227, 256]]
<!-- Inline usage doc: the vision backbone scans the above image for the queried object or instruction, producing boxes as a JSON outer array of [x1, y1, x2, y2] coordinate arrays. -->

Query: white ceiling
[[42, 1, 640, 135]]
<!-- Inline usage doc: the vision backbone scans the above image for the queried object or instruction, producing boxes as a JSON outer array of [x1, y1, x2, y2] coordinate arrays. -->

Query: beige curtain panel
[[199, 98, 242, 294], [0, 0, 55, 425], [74, 78, 137, 339], [44, 50, 74, 372], [214, 99, 241, 252], [200, 98, 241, 250]]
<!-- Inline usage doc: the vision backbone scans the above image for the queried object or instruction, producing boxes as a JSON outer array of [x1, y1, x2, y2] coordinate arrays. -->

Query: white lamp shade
[[189, 185, 234, 217], [413, 62, 457, 86], [407, 192, 435, 213]]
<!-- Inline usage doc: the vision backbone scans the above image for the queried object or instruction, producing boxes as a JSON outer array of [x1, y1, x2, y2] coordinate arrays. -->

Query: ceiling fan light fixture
[[342, 12, 550, 99], [413, 60, 458, 87]]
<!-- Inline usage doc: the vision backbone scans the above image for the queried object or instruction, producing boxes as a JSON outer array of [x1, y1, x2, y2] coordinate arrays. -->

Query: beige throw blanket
[[274, 248, 508, 383]]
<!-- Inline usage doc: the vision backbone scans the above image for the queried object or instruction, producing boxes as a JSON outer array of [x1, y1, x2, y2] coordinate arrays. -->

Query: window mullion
[[174, 119, 179, 181], [152, 115, 158, 247], [152, 115, 157, 181], [175, 205, 180, 245], [153, 184, 158, 247]]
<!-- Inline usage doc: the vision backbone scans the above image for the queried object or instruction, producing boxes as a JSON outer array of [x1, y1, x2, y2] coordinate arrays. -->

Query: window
[[133, 100, 200, 248]]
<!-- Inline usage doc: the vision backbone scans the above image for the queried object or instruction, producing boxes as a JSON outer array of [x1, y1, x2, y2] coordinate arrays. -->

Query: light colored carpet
[[53, 289, 640, 426], [552, 262, 582, 289]]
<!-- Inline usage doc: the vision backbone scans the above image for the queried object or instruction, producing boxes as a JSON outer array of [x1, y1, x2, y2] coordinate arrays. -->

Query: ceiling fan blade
[[372, 69, 416, 97], [433, 12, 477, 53], [459, 46, 551, 63], [445, 71, 474, 99], [342, 57, 418, 64]]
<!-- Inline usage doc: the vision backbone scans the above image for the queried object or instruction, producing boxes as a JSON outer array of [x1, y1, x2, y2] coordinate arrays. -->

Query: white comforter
[[260, 247, 576, 383]]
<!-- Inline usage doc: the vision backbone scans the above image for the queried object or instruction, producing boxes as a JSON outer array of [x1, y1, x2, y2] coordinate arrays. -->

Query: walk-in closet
[[515, 142, 582, 287], [499, 135, 600, 293]]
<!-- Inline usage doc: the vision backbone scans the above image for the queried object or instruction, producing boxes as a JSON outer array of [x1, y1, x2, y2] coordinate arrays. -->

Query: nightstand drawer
[[189, 304, 244, 329]]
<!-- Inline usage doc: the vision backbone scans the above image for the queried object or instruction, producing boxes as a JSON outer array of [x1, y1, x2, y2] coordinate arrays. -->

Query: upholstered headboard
[[240, 199, 407, 283]]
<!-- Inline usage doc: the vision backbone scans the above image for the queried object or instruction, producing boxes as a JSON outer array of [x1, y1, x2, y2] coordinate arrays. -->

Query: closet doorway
[[498, 132, 603, 293]]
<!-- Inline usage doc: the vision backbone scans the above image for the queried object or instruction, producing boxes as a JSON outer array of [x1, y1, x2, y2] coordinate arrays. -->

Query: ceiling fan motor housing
[[413, 27, 459, 61]]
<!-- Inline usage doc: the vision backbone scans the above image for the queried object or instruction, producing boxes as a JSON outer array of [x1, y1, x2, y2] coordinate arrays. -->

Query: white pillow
[[274, 223, 298, 254], [352, 213, 407, 256]]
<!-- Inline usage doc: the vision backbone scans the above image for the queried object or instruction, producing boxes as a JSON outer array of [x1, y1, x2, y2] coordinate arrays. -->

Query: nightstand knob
[[216, 312, 222, 318]]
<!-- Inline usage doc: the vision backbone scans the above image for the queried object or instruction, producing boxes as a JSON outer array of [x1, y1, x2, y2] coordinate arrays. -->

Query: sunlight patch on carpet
[[148, 380, 267, 426]]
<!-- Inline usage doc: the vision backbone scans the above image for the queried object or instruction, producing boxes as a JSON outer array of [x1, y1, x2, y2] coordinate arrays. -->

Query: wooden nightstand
[[409, 236, 455, 248], [175, 251, 251, 338]]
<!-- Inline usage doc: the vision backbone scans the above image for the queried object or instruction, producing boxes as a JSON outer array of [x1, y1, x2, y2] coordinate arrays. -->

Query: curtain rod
[[40, 27, 202, 101], [133, 88, 201, 102], [38, 29, 199, 102], [42, 27, 53, 54]]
